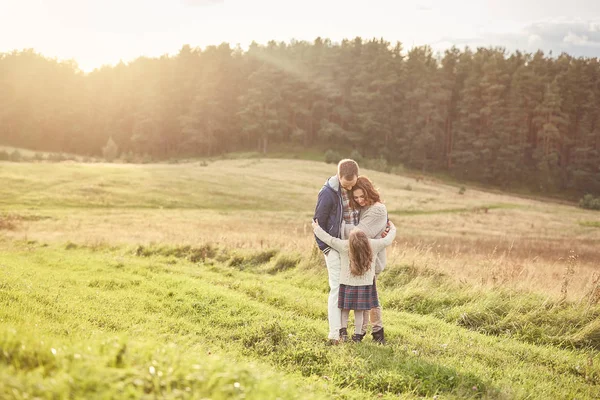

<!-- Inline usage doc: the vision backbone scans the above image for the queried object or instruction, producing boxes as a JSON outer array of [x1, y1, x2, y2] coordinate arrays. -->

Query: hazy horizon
[[2, 0, 600, 72]]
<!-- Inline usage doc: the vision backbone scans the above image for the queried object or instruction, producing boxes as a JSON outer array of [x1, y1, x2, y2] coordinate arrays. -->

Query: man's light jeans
[[325, 250, 342, 340]]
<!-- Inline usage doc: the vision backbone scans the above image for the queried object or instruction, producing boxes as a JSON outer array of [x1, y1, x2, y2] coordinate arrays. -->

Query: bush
[[248, 249, 279, 265], [102, 137, 119, 162], [267, 253, 300, 274], [363, 157, 389, 173], [133, 243, 217, 262], [390, 165, 405, 175], [324, 150, 341, 164], [579, 194, 600, 210], [459, 186, 466, 195], [119, 151, 135, 164], [570, 319, 600, 349], [9, 150, 22, 162], [47, 152, 67, 162], [349, 149, 363, 163], [62, 153, 78, 162], [0, 150, 9, 161]]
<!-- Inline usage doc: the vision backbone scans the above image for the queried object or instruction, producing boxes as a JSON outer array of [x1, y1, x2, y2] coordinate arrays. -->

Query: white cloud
[[433, 19, 600, 57], [181, 0, 224, 6], [527, 34, 542, 45], [563, 31, 590, 46], [525, 19, 600, 53]]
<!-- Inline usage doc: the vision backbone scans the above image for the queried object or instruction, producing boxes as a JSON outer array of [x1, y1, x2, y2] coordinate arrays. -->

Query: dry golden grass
[[1, 158, 599, 299]]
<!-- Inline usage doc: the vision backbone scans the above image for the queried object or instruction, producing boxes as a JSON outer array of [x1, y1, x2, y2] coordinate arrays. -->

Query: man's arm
[[313, 189, 332, 231], [380, 220, 392, 238], [371, 222, 396, 253], [313, 188, 333, 250]]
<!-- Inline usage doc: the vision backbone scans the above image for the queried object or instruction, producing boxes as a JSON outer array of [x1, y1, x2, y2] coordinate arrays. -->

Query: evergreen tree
[[1, 40, 600, 196]]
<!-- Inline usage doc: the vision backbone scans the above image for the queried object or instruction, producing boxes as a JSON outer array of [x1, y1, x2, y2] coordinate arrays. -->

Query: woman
[[346, 176, 389, 344]]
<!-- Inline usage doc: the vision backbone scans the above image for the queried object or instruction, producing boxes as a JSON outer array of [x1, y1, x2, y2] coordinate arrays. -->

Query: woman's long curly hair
[[348, 229, 373, 276], [349, 176, 382, 210]]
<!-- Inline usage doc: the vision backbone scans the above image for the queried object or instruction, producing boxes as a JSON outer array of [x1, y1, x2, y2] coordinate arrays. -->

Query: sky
[[2, 0, 600, 72]]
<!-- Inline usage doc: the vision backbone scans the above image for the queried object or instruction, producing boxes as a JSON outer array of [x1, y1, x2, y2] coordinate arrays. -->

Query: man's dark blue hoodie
[[313, 175, 344, 253]]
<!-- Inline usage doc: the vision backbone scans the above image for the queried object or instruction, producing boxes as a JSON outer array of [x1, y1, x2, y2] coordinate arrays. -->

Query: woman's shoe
[[372, 328, 386, 344]]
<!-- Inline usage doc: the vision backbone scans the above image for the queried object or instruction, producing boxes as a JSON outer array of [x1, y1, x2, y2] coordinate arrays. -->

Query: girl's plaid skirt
[[338, 280, 379, 310]]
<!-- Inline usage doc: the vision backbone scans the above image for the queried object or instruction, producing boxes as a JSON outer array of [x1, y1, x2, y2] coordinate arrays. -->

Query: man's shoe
[[372, 328, 386, 345], [339, 328, 349, 342], [326, 339, 340, 346]]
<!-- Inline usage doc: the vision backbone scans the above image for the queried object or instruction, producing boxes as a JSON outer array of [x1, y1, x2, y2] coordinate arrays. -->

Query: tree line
[[1, 38, 599, 196]]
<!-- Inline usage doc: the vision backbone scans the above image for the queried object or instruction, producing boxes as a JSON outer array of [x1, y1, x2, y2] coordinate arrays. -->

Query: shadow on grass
[[240, 320, 492, 398], [351, 343, 491, 398]]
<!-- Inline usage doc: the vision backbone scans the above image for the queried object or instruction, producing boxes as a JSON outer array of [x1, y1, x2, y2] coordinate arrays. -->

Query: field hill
[[1, 159, 599, 399]]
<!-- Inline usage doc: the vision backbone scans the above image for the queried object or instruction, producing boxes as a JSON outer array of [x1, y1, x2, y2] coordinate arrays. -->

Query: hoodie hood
[[326, 175, 340, 193], [313, 174, 345, 251]]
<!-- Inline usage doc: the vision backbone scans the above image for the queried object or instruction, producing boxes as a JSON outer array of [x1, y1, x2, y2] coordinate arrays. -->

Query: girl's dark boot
[[339, 327, 348, 342]]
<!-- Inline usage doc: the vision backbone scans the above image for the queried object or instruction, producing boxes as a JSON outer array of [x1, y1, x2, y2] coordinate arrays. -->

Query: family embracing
[[312, 159, 396, 345]]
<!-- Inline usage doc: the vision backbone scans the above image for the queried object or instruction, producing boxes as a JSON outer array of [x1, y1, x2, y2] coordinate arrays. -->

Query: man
[[313, 159, 359, 344]]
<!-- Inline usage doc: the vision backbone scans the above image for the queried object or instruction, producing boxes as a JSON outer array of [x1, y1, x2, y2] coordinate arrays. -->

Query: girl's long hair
[[349, 176, 382, 210], [348, 229, 373, 276]]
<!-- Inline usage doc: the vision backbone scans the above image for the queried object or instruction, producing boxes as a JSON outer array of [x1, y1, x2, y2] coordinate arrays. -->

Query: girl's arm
[[312, 219, 347, 252]]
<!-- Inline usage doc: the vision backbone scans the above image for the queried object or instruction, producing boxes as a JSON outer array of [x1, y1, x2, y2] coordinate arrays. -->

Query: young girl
[[312, 218, 396, 342]]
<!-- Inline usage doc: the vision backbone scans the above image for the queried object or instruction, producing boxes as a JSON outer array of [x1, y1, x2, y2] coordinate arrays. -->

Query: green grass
[[580, 221, 600, 228], [0, 160, 318, 211], [218, 144, 330, 162], [1, 159, 600, 398], [1, 241, 599, 399], [380, 264, 600, 349], [388, 204, 520, 216]]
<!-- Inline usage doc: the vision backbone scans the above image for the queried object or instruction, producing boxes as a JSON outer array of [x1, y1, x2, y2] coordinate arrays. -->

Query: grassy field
[[1, 159, 600, 399]]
